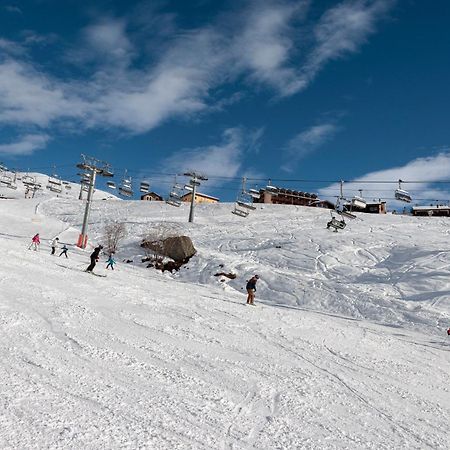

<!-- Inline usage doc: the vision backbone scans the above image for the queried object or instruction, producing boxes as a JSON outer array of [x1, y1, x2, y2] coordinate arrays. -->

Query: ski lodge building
[[181, 192, 219, 204], [141, 192, 163, 201], [411, 205, 450, 216]]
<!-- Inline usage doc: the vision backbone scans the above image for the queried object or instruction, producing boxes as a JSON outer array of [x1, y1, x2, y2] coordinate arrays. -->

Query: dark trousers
[[106, 263, 114, 270], [86, 257, 97, 272], [51, 247, 56, 255], [59, 250, 68, 258]]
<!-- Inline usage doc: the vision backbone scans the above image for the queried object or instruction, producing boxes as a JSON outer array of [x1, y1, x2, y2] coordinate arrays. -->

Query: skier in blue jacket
[[106, 253, 116, 270]]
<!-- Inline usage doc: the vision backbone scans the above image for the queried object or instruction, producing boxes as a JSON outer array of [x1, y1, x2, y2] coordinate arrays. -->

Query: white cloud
[[301, 0, 394, 85], [0, 1, 395, 135], [0, 59, 87, 127], [162, 127, 263, 185], [0, 134, 50, 155], [282, 122, 339, 172], [79, 19, 134, 67], [232, 1, 308, 96], [319, 152, 450, 205]]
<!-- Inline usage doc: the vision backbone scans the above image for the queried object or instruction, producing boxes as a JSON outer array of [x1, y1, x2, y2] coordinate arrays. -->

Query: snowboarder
[[51, 237, 59, 255], [106, 253, 116, 270], [28, 233, 40, 251], [59, 244, 69, 258], [246, 275, 259, 305], [85, 245, 103, 273]]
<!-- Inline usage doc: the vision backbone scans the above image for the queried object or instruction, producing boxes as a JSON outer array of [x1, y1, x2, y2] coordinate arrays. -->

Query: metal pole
[[188, 177, 197, 223], [78, 169, 97, 248]]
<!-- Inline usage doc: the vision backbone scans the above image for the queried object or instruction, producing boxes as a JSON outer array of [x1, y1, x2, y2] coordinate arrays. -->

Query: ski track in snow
[[0, 193, 450, 449]]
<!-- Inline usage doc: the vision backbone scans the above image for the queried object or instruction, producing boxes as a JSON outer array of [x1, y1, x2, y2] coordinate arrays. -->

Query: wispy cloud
[[162, 127, 264, 184], [0, 134, 50, 155], [0, 1, 395, 137], [301, 0, 394, 86], [282, 122, 339, 172], [319, 152, 450, 205], [4, 5, 22, 14]]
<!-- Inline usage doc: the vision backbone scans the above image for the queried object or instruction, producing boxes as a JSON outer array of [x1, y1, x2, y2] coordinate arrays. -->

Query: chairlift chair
[[351, 195, 366, 209], [247, 188, 261, 199], [231, 206, 249, 218], [395, 189, 412, 203], [166, 178, 185, 207], [119, 182, 133, 197], [140, 182, 150, 193], [395, 179, 412, 203], [118, 171, 133, 197], [0, 174, 13, 186], [327, 217, 347, 232], [106, 181, 116, 190], [335, 200, 356, 220], [236, 200, 256, 210]]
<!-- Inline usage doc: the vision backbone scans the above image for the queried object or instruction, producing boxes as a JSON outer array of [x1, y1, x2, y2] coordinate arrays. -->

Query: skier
[[28, 233, 40, 251], [59, 244, 69, 258], [106, 253, 116, 270], [246, 275, 259, 305], [50, 237, 59, 255], [85, 245, 103, 273]]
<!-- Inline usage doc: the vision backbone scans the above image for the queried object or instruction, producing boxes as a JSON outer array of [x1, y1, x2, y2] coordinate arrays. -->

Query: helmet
[[254, 275, 259, 279]]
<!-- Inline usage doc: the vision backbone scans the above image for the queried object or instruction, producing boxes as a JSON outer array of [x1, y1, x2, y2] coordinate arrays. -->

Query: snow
[[0, 193, 449, 449]]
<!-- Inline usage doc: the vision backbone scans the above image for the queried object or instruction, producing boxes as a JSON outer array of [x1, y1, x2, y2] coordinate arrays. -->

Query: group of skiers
[[28, 233, 116, 272]]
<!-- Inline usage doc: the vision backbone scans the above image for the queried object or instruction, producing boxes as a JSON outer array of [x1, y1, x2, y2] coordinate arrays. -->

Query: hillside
[[0, 196, 449, 449]]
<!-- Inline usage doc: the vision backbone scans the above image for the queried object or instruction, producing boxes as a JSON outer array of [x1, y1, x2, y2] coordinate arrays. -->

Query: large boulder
[[142, 235, 196, 262]]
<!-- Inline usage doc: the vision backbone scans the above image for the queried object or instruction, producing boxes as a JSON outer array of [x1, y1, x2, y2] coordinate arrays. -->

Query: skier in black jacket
[[85, 245, 103, 273], [246, 275, 259, 305]]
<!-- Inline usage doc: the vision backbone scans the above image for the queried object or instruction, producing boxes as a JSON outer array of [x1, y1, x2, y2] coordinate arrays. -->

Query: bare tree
[[103, 222, 127, 255]]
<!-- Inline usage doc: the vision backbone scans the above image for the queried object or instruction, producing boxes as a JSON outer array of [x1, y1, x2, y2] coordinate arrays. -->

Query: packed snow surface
[[0, 196, 449, 449]]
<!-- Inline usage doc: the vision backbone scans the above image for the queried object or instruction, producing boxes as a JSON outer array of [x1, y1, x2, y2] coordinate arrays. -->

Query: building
[[254, 187, 320, 206], [412, 205, 450, 217], [141, 192, 163, 201], [349, 201, 387, 214], [181, 192, 219, 204]]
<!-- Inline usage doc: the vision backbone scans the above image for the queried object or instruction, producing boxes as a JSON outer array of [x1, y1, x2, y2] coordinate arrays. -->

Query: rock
[[142, 235, 196, 263], [214, 272, 237, 279]]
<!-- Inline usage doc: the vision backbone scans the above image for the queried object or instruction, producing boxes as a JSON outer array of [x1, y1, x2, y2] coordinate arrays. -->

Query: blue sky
[[1, 0, 450, 204]]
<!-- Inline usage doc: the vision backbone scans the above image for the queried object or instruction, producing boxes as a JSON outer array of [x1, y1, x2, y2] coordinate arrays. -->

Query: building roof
[[412, 205, 450, 210], [140, 192, 162, 199], [181, 192, 219, 201]]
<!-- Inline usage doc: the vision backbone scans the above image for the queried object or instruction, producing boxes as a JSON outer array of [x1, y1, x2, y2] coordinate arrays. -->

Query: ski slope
[[0, 196, 449, 449]]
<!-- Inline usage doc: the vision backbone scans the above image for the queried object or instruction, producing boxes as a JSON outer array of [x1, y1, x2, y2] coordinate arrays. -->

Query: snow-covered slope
[[0, 171, 117, 201], [0, 197, 449, 449]]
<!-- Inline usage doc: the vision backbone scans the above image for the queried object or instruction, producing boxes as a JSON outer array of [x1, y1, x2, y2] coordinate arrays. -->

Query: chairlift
[[265, 184, 278, 195], [166, 177, 185, 207], [247, 188, 261, 199], [335, 198, 356, 220], [118, 171, 133, 197], [64, 184, 72, 190], [140, 181, 150, 193], [106, 181, 116, 190], [47, 171, 62, 193], [231, 206, 249, 218], [351, 195, 366, 209], [395, 180, 412, 203], [0, 174, 13, 186], [327, 216, 347, 232], [236, 200, 256, 210]]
